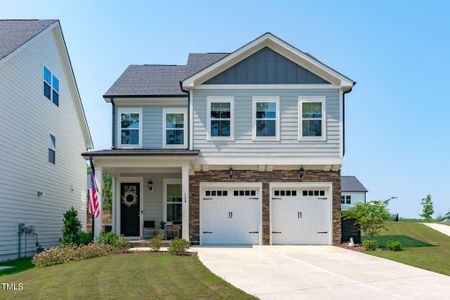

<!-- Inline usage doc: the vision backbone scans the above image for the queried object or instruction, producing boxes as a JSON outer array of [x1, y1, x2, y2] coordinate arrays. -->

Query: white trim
[[117, 176, 144, 239], [199, 182, 263, 245], [111, 98, 187, 105], [182, 33, 354, 89], [298, 96, 327, 141], [206, 96, 235, 141], [196, 84, 341, 90], [163, 178, 182, 223], [195, 156, 343, 166], [269, 182, 333, 245], [339, 89, 344, 158], [162, 107, 188, 149], [117, 107, 143, 148], [189, 91, 194, 150], [252, 96, 280, 141]]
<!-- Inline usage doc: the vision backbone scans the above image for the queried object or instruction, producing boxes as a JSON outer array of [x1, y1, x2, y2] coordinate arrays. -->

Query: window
[[118, 108, 142, 148], [163, 108, 187, 148], [341, 196, 345, 204], [299, 97, 326, 140], [43, 66, 60, 106], [166, 184, 182, 223], [253, 97, 279, 140], [346, 195, 351, 205], [205, 190, 228, 197], [207, 97, 234, 140], [48, 134, 56, 164]]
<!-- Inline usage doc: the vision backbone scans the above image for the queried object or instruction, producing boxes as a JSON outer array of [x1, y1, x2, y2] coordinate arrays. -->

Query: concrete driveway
[[424, 223, 450, 236], [195, 246, 450, 299]]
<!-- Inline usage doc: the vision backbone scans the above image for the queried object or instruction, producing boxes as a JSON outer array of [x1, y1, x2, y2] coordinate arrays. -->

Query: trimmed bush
[[147, 236, 162, 251], [97, 232, 131, 249], [362, 239, 379, 251], [32, 244, 126, 267], [168, 238, 190, 255], [78, 232, 93, 245], [60, 207, 82, 246], [385, 240, 402, 251]]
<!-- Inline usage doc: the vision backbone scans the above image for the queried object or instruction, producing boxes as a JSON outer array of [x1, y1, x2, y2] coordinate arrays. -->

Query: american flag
[[89, 169, 100, 218]]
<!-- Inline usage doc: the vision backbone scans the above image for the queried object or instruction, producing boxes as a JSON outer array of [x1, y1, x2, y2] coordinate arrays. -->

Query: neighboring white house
[[341, 176, 368, 210], [0, 20, 93, 261]]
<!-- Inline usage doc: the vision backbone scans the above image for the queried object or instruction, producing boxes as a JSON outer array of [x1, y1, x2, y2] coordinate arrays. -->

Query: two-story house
[[341, 176, 368, 211], [0, 20, 93, 261], [84, 33, 354, 245]]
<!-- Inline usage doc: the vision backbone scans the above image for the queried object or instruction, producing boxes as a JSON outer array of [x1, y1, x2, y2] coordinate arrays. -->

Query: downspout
[[179, 82, 190, 150], [342, 82, 356, 156], [111, 98, 115, 149]]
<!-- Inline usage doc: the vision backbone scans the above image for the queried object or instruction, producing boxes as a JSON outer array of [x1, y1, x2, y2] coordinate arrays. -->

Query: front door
[[120, 182, 140, 237]]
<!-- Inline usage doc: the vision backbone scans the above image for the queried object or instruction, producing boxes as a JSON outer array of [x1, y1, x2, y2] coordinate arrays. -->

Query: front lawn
[[363, 221, 450, 275], [0, 257, 33, 276], [0, 253, 254, 299]]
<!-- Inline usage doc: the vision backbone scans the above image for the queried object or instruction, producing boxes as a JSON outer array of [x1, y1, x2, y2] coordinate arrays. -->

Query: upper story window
[[163, 108, 187, 148], [118, 108, 142, 148], [48, 133, 56, 164], [252, 96, 280, 140], [299, 96, 326, 140], [207, 96, 234, 140], [43, 66, 59, 106]]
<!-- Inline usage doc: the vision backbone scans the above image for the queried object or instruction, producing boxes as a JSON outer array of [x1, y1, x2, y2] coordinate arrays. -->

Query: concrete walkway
[[195, 246, 450, 300], [424, 223, 450, 236]]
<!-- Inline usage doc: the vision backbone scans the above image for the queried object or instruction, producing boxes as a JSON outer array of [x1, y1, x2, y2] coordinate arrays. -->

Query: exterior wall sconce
[[229, 168, 234, 179], [37, 191, 43, 197], [298, 167, 305, 179], [147, 180, 153, 192]]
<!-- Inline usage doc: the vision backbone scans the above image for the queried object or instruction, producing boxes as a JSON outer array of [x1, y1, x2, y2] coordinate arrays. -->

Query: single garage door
[[200, 183, 261, 245], [271, 184, 331, 245]]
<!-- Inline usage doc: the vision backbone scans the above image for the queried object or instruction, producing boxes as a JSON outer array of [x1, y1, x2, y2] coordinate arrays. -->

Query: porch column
[[94, 167, 103, 239], [111, 176, 117, 233], [181, 165, 190, 241]]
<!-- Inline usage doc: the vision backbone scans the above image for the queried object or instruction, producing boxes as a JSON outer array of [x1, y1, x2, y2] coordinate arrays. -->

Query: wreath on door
[[121, 191, 138, 207]]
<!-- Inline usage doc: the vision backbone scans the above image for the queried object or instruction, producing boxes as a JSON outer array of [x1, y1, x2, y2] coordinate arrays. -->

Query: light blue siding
[[192, 89, 341, 157], [115, 105, 186, 148]]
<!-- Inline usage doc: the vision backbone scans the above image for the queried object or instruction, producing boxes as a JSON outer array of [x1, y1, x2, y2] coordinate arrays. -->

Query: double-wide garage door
[[200, 182, 332, 245], [200, 183, 261, 245]]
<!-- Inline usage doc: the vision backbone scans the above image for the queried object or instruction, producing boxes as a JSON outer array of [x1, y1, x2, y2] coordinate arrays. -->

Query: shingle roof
[[341, 176, 368, 192], [103, 53, 229, 97], [0, 19, 57, 61]]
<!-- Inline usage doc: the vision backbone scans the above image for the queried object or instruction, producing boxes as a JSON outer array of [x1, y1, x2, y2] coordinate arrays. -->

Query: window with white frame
[[118, 108, 142, 147], [299, 97, 326, 140], [207, 97, 234, 140], [166, 183, 182, 223], [163, 108, 187, 148], [43, 66, 60, 106], [48, 133, 56, 164], [253, 97, 279, 140]]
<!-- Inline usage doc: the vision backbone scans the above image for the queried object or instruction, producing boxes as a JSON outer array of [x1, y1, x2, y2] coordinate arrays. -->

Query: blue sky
[[2, 1, 449, 218]]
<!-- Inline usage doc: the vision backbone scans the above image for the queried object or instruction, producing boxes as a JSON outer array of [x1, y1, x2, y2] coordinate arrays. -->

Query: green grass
[[0, 253, 254, 300], [363, 222, 450, 275], [0, 257, 34, 276]]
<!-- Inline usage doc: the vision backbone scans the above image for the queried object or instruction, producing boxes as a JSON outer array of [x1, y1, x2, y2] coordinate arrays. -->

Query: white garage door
[[271, 185, 331, 245], [200, 184, 261, 245]]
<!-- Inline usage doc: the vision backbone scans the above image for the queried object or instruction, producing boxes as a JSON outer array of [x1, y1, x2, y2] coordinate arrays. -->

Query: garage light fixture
[[298, 167, 305, 179], [229, 168, 234, 179], [147, 180, 153, 192]]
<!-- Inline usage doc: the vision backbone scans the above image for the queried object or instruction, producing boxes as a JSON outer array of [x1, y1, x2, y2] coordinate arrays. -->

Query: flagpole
[[89, 157, 95, 236]]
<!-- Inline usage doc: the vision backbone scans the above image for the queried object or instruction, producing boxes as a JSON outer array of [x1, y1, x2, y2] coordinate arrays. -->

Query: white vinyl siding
[[192, 89, 341, 158], [0, 28, 88, 261]]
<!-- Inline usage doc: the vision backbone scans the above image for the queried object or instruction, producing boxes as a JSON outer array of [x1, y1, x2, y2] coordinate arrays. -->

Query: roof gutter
[[342, 82, 356, 156], [179, 82, 191, 150]]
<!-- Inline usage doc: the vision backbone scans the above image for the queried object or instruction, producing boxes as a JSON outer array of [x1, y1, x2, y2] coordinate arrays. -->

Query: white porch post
[[94, 167, 103, 239], [111, 176, 117, 233], [181, 165, 190, 241]]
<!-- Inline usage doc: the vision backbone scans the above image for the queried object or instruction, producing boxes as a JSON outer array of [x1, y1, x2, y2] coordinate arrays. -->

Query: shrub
[[168, 238, 190, 255], [60, 207, 82, 246], [147, 236, 162, 251], [78, 232, 93, 245], [97, 232, 131, 249], [362, 239, 379, 251], [385, 240, 402, 251], [32, 243, 126, 267]]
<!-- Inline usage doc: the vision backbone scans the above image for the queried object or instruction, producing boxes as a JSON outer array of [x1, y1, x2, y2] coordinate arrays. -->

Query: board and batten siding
[[192, 89, 341, 158], [0, 28, 88, 261], [114, 105, 187, 149]]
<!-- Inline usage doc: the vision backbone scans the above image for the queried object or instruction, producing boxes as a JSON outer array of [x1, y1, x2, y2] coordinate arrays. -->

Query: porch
[[83, 149, 199, 241]]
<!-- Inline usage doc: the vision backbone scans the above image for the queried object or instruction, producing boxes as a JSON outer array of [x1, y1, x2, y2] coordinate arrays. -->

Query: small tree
[[103, 174, 112, 210], [341, 199, 391, 239], [60, 207, 82, 246], [420, 195, 434, 222]]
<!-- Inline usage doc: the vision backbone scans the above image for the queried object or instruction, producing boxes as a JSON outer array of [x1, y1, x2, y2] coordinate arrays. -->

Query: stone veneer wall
[[189, 170, 341, 245]]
